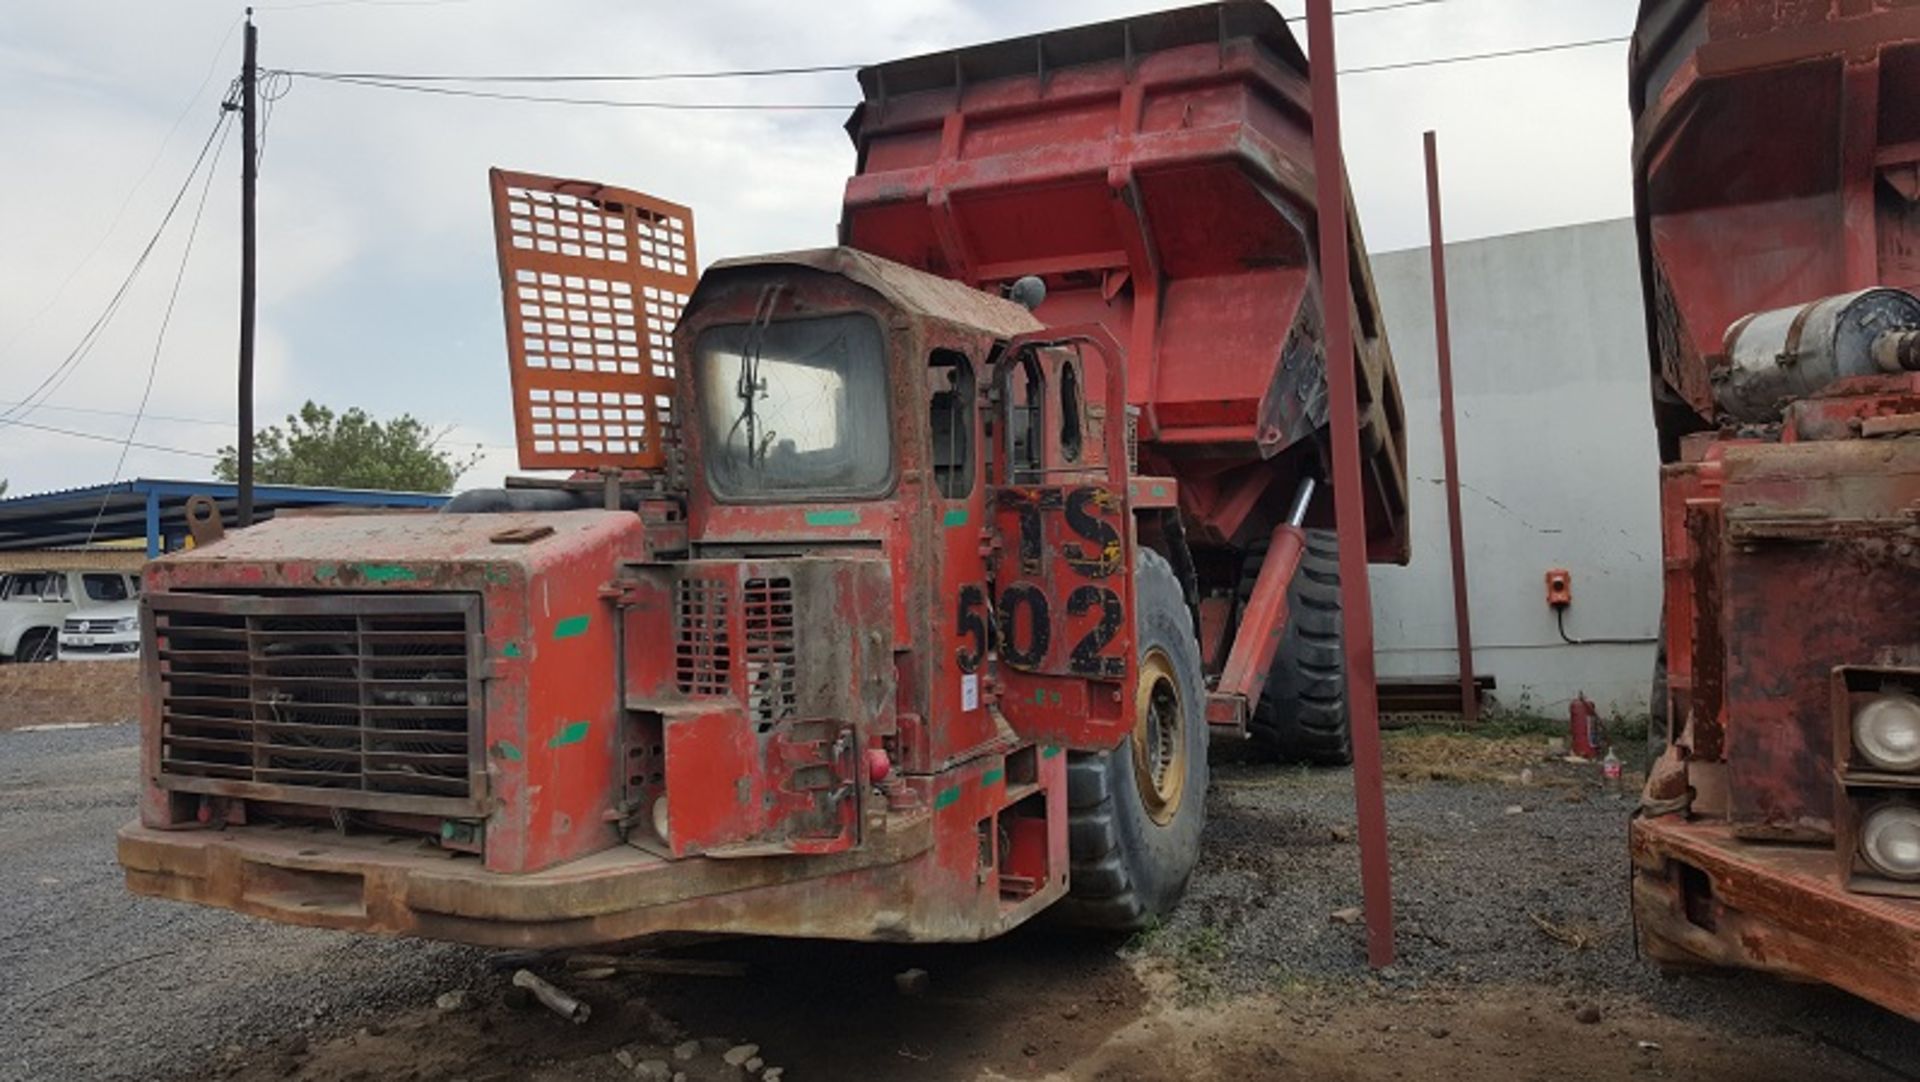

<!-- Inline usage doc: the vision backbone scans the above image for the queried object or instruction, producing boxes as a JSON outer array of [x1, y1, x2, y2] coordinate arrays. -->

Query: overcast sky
[[0, 0, 1637, 497]]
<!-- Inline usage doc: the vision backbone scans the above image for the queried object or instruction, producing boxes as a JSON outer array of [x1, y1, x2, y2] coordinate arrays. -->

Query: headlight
[[1852, 692, 1920, 772], [1860, 804, 1920, 881], [650, 795, 671, 843], [113, 616, 139, 633]]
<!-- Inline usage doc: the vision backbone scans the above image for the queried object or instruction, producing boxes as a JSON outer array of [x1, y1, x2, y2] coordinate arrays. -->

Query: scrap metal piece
[[511, 968, 591, 1024]]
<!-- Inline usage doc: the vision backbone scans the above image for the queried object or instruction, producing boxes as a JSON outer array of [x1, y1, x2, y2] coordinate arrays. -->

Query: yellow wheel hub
[[1131, 647, 1186, 826]]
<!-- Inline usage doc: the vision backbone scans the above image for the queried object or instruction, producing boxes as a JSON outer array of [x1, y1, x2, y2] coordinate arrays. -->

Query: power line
[[0, 398, 517, 452], [1340, 33, 1629, 75], [0, 418, 220, 461], [0, 400, 229, 429], [289, 72, 851, 110], [0, 104, 237, 429], [278, 0, 1458, 87], [87, 113, 235, 544], [282, 30, 1632, 112], [279, 62, 861, 85]]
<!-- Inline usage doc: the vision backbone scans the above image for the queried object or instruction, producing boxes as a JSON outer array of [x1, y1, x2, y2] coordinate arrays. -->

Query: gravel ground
[[1147, 735, 1920, 1074], [0, 724, 485, 1082], [2, 722, 1914, 1081]]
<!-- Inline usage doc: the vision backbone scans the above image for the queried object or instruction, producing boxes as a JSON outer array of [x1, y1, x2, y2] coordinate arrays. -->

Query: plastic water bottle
[[1602, 748, 1623, 790]]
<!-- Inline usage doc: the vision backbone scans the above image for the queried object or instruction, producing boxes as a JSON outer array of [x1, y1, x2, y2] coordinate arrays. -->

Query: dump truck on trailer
[[1631, 0, 1920, 1020], [117, 2, 1407, 945]]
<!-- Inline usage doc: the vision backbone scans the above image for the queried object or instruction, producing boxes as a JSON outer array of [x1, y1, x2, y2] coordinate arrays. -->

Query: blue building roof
[[0, 478, 447, 554]]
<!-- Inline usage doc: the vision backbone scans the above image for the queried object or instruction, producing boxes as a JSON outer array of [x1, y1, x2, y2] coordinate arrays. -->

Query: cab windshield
[[696, 313, 891, 498]]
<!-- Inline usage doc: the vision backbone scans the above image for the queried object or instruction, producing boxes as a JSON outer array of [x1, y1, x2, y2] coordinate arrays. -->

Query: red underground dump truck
[[117, 2, 1408, 946], [1631, 0, 1920, 1019]]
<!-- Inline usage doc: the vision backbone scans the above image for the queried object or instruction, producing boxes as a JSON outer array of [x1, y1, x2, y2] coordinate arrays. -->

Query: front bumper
[[1630, 815, 1920, 1021], [117, 806, 1058, 947]]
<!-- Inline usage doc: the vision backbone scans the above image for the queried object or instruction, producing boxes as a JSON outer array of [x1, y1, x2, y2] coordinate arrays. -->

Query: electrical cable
[[1340, 34, 1629, 75], [85, 111, 235, 545], [1554, 607, 1658, 648], [283, 29, 1632, 111], [0, 105, 236, 429], [287, 72, 851, 110], [274, 0, 1459, 86], [0, 418, 221, 460]]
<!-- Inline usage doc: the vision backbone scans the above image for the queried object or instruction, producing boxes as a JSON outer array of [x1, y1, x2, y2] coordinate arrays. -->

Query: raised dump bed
[[842, 0, 1408, 560]]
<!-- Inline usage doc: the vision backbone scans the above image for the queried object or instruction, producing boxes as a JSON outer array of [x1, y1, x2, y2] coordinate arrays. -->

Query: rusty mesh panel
[[490, 168, 697, 471], [743, 576, 797, 729], [673, 577, 731, 696]]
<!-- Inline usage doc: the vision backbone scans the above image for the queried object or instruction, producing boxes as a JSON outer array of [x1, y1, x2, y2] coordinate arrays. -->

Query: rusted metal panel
[[617, 558, 893, 857], [140, 510, 649, 875], [489, 168, 696, 472], [119, 738, 1071, 945], [1631, 816, 1920, 1022], [1720, 439, 1920, 839]]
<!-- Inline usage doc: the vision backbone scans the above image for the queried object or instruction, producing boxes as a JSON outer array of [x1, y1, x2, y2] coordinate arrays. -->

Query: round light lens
[[1860, 804, 1920, 881], [650, 795, 671, 842], [1853, 692, 1920, 772]]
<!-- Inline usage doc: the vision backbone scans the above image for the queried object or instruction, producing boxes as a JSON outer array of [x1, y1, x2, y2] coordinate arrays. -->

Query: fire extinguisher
[[1569, 694, 1604, 760]]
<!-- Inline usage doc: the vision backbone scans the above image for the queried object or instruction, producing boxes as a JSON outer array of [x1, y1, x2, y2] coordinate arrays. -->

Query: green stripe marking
[[805, 510, 860, 527], [933, 785, 962, 811], [981, 768, 1004, 788], [491, 740, 523, 762], [548, 721, 591, 748], [553, 615, 591, 640], [1042, 746, 1062, 759], [502, 642, 524, 659], [942, 508, 969, 528], [360, 564, 417, 583]]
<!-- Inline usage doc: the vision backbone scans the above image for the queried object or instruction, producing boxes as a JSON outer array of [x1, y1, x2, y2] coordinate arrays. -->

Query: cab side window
[[1008, 352, 1045, 482], [929, 350, 976, 499]]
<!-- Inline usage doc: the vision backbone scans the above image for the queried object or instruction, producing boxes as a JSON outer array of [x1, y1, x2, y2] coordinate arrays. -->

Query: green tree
[[215, 402, 480, 493]]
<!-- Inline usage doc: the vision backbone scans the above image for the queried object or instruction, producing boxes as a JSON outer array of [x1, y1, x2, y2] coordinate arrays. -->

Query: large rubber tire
[[1248, 529, 1353, 766], [1055, 548, 1209, 931]]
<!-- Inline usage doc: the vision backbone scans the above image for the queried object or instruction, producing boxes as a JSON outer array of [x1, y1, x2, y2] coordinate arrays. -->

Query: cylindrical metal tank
[[1717, 288, 1920, 422]]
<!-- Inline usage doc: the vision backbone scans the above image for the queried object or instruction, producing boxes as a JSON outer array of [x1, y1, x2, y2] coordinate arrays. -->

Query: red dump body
[[1631, 0, 1920, 1021], [842, 1, 1408, 561]]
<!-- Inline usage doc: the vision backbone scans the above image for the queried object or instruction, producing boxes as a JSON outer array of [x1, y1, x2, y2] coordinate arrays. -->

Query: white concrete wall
[[1365, 218, 1662, 717]]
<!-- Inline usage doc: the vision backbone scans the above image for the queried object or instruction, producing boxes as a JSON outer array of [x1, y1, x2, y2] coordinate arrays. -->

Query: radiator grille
[[153, 594, 481, 808], [674, 577, 731, 696], [743, 576, 797, 729]]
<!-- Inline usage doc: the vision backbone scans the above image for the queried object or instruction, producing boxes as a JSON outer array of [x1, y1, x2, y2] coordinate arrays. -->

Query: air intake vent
[[674, 577, 731, 696], [742, 577, 797, 730], [152, 594, 482, 813]]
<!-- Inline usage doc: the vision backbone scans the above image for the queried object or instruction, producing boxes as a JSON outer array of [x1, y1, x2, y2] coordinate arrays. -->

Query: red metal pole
[[1306, 0, 1394, 969], [1424, 130, 1478, 723]]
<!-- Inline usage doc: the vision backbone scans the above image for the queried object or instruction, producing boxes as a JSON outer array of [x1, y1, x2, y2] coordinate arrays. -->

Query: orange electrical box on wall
[[1545, 569, 1572, 608]]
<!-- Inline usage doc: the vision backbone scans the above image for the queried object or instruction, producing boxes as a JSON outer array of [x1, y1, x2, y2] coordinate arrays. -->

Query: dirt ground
[[167, 727, 1915, 1082], [0, 661, 138, 730]]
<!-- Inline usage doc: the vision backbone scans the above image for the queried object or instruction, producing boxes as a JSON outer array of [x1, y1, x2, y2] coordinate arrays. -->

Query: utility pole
[[237, 9, 258, 527], [1424, 131, 1479, 723], [1306, 0, 1395, 969]]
